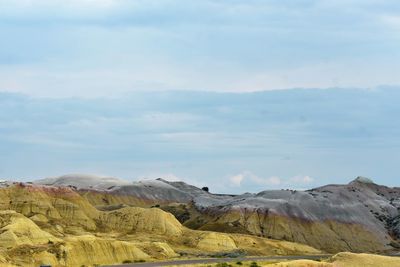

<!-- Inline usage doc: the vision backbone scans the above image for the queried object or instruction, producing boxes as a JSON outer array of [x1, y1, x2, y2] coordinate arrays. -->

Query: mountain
[[0, 174, 399, 266], [33, 175, 400, 253], [0, 181, 319, 266], [189, 176, 400, 253]]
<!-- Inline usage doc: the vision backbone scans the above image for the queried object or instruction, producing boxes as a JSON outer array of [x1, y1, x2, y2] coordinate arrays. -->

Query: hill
[[0, 182, 320, 266], [34, 174, 400, 253]]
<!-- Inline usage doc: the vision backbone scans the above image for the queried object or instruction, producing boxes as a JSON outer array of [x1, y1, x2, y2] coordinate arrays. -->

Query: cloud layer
[[1, 88, 399, 192], [0, 0, 400, 96], [1, 2, 399, 192]]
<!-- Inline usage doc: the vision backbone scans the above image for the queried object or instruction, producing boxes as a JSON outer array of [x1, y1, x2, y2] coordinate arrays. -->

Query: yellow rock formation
[[98, 207, 183, 235], [136, 241, 178, 259], [0, 184, 322, 266], [330, 252, 400, 267], [0, 210, 61, 248], [196, 232, 237, 252], [268, 252, 400, 267], [63, 235, 150, 266], [205, 211, 384, 252], [32, 251, 59, 267], [0, 184, 99, 231], [229, 234, 320, 255]]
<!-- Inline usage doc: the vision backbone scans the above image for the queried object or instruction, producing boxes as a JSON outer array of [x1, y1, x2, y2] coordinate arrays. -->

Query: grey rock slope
[[35, 174, 132, 190], [35, 175, 201, 203], [190, 176, 400, 252], [111, 179, 193, 202]]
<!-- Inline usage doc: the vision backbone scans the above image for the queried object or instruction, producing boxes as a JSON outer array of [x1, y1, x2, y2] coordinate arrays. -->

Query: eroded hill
[[35, 174, 400, 253], [0, 182, 320, 267]]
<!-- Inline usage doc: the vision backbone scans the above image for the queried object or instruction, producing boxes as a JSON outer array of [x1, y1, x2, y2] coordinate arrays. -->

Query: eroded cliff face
[[196, 209, 386, 253], [0, 183, 99, 231], [187, 178, 400, 253], [0, 183, 320, 267], [98, 207, 183, 235]]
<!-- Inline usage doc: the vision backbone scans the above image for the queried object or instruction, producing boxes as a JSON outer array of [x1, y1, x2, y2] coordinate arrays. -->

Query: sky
[[0, 0, 400, 192]]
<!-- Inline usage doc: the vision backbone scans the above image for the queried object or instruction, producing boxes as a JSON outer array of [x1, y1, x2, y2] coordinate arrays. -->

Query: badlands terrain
[[0, 174, 399, 266]]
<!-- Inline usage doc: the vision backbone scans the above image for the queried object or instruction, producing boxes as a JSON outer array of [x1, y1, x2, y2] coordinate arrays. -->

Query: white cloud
[[229, 171, 314, 189], [230, 173, 244, 186], [380, 14, 400, 30], [1, 0, 400, 97], [3, 56, 400, 98], [229, 171, 282, 187], [266, 176, 282, 185], [290, 175, 314, 184]]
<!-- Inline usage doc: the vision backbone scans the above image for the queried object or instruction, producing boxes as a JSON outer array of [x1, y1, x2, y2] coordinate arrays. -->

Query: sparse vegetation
[[209, 250, 246, 258], [160, 204, 191, 223]]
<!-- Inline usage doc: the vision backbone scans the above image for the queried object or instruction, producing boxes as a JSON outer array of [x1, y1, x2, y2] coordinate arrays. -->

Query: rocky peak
[[350, 176, 375, 185]]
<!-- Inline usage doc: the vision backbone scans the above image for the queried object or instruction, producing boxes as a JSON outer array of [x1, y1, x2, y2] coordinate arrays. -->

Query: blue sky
[[0, 1, 400, 192]]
